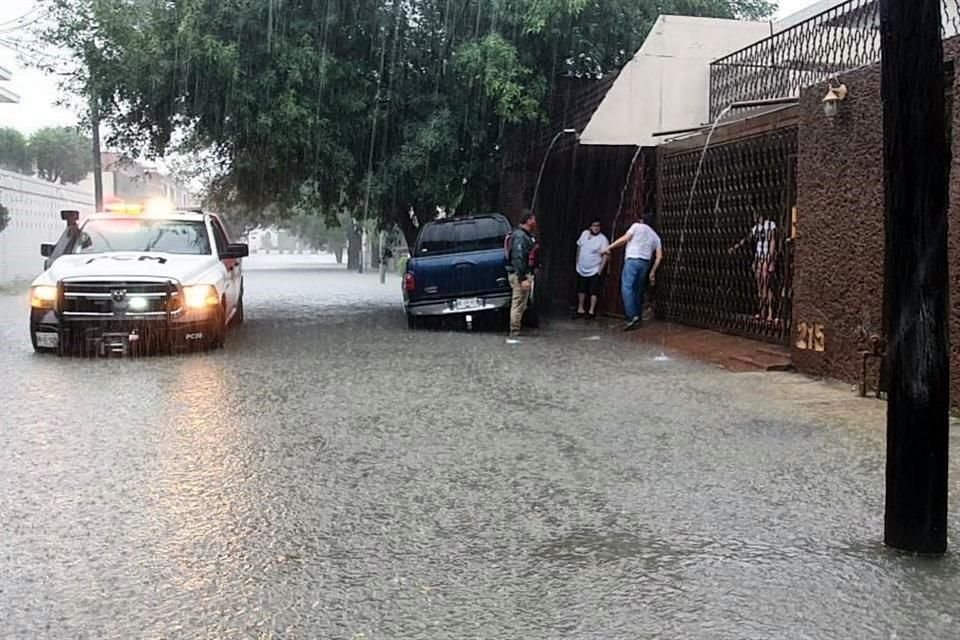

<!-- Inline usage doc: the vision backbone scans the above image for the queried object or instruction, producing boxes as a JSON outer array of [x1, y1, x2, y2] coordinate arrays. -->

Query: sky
[[0, 0, 825, 135]]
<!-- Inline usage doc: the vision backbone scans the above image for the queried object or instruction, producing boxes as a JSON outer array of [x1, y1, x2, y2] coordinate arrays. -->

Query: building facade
[[0, 156, 193, 284], [0, 65, 20, 104], [0, 168, 95, 283]]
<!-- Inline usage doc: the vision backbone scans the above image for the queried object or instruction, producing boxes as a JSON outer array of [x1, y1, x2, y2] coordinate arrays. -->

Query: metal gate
[[657, 127, 797, 345]]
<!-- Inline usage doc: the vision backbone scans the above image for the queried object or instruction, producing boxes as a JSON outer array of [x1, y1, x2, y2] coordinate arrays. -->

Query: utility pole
[[881, 0, 950, 555], [90, 95, 103, 211], [379, 229, 387, 284]]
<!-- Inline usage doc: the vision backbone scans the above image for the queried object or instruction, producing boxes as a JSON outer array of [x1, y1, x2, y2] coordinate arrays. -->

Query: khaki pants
[[508, 274, 533, 334]]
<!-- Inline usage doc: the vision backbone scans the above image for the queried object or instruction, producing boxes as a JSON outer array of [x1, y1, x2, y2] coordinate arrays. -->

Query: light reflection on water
[[0, 262, 957, 638]]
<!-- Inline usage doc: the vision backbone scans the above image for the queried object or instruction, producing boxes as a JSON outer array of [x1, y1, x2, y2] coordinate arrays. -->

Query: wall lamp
[[822, 82, 848, 119]]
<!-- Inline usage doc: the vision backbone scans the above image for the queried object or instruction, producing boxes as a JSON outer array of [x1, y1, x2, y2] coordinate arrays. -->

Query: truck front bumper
[[31, 308, 220, 356], [405, 291, 513, 317]]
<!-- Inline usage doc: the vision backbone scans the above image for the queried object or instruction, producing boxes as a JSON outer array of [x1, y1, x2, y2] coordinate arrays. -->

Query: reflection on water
[[0, 263, 958, 638], [151, 357, 255, 597]]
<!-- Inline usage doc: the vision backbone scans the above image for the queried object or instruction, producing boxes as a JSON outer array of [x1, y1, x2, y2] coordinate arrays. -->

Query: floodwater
[[1, 255, 958, 639]]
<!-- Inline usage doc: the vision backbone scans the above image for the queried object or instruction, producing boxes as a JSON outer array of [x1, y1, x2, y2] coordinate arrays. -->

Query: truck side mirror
[[222, 243, 249, 260], [40, 243, 55, 258]]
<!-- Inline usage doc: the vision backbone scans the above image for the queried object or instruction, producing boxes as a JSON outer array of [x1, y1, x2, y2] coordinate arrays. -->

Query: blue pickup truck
[[403, 214, 520, 329]]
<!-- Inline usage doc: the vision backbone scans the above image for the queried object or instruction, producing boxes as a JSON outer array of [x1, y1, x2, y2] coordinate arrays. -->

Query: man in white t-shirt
[[574, 219, 609, 319], [729, 214, 778, 321], [602, 214, 663, 331]]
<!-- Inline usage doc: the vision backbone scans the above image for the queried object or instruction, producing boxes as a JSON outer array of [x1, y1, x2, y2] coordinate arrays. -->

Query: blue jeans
[[621, 258, 652, 321]]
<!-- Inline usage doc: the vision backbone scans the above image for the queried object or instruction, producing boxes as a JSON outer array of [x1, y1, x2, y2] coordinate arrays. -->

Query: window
[[209, 217, 230, 256], [74, 218, 212, 255], [416, 217, 510, 256]]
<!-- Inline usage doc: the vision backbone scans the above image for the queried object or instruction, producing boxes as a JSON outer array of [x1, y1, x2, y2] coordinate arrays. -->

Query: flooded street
[[1, 256, 959, 639]]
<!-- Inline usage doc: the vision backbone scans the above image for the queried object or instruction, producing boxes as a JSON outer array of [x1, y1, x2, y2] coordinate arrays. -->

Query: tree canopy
[[29, 127, 94, 184], [38, 0, 775, 244], [0, 126, 92, 184], [0, 128, 33, 175]]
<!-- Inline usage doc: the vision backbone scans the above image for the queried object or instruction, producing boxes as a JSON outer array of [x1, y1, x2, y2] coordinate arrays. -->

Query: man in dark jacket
[[506, 211, 537, 338]]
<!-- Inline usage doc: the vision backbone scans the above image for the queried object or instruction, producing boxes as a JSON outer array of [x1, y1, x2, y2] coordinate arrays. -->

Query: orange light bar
[[104, 202, 144, 215]]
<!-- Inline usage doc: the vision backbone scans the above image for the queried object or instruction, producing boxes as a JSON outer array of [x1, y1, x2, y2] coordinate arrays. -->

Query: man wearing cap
[[574, 219, 609, 319]]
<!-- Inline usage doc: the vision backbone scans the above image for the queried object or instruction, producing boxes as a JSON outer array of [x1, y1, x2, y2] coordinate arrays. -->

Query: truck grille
[[61, 280, 182, 317]]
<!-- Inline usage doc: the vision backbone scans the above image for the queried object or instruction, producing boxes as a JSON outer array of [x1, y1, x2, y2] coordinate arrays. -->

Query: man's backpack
[[504, 230, 540, 268]]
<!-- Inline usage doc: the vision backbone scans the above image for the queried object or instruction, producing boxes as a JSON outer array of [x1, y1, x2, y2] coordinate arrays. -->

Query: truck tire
[[232, 290, 245, 326], [209, 304, 226, 350]]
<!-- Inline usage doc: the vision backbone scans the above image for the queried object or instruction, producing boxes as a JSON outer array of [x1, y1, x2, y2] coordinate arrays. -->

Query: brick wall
[[793, 37, 960, 407]]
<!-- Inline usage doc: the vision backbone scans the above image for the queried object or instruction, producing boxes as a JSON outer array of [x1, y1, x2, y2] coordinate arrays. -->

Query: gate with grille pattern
[[656, 126, 797, 345]]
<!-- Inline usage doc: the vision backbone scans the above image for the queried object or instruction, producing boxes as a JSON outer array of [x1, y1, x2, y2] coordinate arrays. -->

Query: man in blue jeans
[[602, 215, 663, 331]]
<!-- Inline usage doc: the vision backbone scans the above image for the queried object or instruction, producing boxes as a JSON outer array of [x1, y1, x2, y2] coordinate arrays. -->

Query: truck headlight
[[30, 285, 58, 309], [183, 285, 219, 309]]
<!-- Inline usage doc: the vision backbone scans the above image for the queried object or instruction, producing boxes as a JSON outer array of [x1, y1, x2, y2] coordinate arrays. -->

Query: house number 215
[[796, 322, 826, 352]]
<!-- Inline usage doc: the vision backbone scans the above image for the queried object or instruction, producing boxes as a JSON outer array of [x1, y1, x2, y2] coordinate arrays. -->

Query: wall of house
[[533, 144, 653, 314], [0, 169, 95, 284], [111, 171, 191, 208], [792, 38, 960, 407]]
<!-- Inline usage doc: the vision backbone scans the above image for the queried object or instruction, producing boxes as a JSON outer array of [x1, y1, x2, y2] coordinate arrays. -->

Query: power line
[[0, 9, 53, 35], [0, 38, 69, 74], [0, 36, 59, 62], [0, 8, 41, 30]]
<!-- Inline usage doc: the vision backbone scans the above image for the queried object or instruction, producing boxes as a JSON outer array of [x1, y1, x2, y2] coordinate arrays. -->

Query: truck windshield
[[416, 217, 510, 256], [73, 219, 212, 255]]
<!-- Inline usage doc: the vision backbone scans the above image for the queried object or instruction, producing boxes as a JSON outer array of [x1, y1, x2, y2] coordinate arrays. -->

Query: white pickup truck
[[29, 205, 248, 356]]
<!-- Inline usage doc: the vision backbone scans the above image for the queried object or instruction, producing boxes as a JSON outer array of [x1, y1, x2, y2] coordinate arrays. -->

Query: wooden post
[[881, 0, 951, 555], [91, 96, 103, 211]]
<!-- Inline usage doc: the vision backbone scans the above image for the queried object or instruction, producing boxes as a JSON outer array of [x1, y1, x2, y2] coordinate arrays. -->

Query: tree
[[29, 127, 93, 184], [38, 0, 774, 246], [0, 203, 10, 234], [288, 212, 351, 263], [261, 230, 275, 251], [0, 128, 33, 175]]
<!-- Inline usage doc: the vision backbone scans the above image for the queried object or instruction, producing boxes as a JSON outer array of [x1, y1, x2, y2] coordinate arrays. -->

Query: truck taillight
[[403, 272, 416, 292]]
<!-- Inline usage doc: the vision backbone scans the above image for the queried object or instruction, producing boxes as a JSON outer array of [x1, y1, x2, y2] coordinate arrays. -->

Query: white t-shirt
[[752, 220, 777, 258], [625, 223, 662, 260], [576, 230, 610, 277]]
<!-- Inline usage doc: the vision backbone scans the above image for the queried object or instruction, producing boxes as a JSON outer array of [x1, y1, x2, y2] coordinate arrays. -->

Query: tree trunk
[[346, 223, 361, 270], [389, 203, 421, 250], [331, 242, 344, 264]]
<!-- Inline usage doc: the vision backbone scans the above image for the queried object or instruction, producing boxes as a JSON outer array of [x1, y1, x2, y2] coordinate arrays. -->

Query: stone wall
[[792, 38, 960, 407]]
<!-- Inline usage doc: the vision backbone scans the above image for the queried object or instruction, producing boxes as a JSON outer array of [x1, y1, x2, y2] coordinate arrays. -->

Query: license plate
[[36, 333, 59, 349], [453, 298, 483, 312]]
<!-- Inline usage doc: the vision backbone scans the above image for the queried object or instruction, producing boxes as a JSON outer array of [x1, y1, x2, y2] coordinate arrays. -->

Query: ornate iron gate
[[709, 0, 960, 119], [657, 127, 797, 345]]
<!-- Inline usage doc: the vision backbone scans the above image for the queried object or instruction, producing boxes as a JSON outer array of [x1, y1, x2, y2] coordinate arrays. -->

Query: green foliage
[[288, 213, 349, 253], [456, 34, 545, 124], [37, 0, 775, 243], [29, 127, 93, 185], [0, 128, 33, 175]]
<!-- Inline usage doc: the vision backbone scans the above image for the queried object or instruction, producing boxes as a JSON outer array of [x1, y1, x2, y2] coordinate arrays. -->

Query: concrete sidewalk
[[620, 320, 793, 373]]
